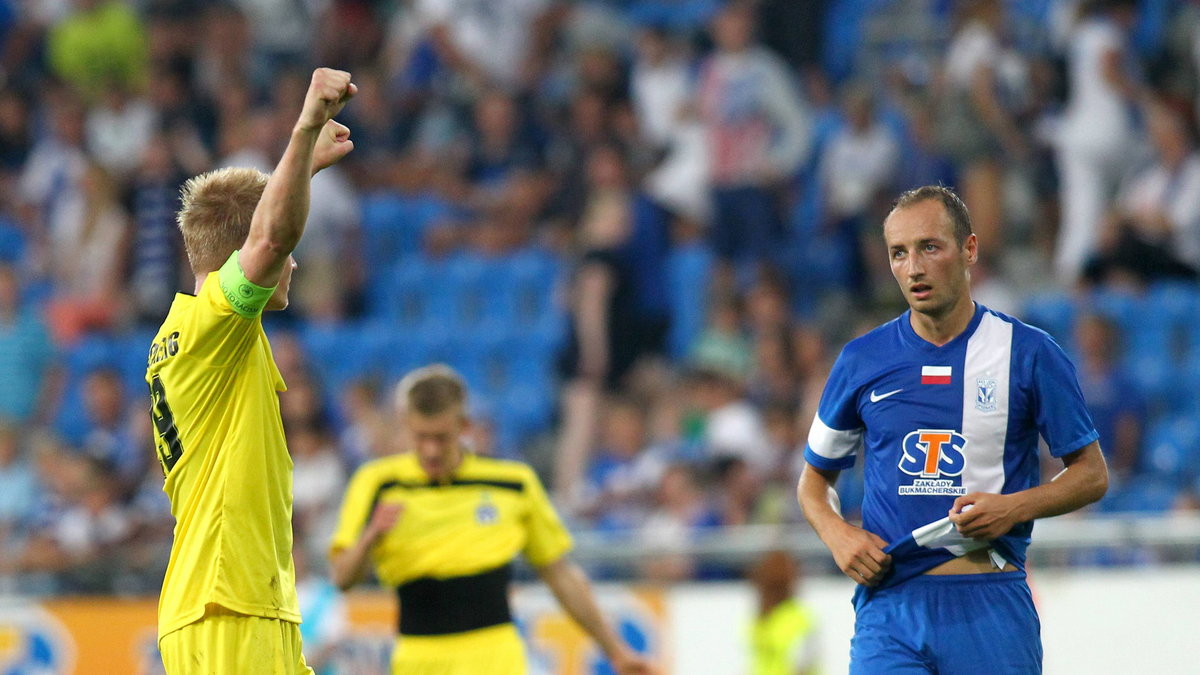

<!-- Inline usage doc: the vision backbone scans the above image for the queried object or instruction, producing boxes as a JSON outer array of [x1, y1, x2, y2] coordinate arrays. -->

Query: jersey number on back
[[150, 375, 184, 474]]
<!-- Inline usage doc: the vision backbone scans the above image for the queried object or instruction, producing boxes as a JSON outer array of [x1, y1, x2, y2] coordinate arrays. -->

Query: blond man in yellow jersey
[[147, 68, 356, 674], [330, 366, 655, 675]]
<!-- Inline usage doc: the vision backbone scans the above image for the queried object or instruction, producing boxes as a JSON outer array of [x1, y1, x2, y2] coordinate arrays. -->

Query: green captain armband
[[218, 251, 277, 318]]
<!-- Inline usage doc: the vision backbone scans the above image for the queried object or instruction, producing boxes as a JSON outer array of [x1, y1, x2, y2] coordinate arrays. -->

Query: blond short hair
[[177, 167, 269, 275], [395, 364, 468, 417]]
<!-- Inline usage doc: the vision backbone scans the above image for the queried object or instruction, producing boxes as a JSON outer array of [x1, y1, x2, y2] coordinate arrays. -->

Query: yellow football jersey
[[147, 270, 300, 640], [330, 452, 572, 586]]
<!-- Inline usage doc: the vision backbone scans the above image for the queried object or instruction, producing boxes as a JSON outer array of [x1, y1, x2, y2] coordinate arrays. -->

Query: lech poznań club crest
[[976, 378, 997, 412]]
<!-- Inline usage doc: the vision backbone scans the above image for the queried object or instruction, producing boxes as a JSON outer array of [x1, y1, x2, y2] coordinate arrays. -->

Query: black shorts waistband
[[397, 564, 512, 636]]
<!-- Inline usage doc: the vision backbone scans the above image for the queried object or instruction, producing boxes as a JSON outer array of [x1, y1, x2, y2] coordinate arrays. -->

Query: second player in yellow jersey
[[330, 365, 654, 675]]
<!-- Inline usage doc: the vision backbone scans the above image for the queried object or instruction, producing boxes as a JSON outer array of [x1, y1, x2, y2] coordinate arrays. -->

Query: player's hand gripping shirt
[[331, 452, 572, 635], [147, 259, 299, 639], [805, 304, 1098, 598]]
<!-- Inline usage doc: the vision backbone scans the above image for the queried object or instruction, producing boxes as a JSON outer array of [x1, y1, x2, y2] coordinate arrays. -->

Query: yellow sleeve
[[183, 259, 266, 369], [330, 464, 383, 554], [522, 467, 573, 568]]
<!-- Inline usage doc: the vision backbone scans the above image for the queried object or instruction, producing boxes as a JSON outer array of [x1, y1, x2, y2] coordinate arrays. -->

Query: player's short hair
[[892, 185, 973, 247], [396, 365, 468, 417], [176, 167, 269, 275]]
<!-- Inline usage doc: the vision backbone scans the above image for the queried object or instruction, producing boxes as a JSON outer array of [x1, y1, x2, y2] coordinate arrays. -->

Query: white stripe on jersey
[[912, 514, 990, 557], [960, 312, 1013, 494], [807, 415, 864, 461]]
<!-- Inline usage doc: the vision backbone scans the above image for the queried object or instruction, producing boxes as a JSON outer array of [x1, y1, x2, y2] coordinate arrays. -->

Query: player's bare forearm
[[798, 464, 892, 586], [950, 442, 1108, 540], [329, 540, 372, 591], [241, 68, 355, 286], [330, 501, 402, 590], [538, 558, 629, 662], [797, 464, 847, 540]]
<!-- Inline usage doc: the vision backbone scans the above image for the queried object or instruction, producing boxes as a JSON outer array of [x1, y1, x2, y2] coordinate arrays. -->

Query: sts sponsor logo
[[898, 429, 967, 496]]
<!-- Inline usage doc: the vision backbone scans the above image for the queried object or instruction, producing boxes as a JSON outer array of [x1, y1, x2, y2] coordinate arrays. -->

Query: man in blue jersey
[[797, 185, 1109, 674]]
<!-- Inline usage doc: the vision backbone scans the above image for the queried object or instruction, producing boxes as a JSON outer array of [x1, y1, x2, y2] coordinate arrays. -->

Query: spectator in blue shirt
[[1075, 313, 1144, 479], [0, 263, 57, 425]]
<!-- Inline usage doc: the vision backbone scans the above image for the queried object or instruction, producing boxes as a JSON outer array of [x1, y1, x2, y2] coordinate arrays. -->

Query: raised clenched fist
[[296, 67, 356, 133]]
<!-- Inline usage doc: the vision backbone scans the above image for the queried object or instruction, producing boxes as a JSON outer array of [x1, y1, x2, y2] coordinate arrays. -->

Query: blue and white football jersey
[[804, 304, 1098, 596]]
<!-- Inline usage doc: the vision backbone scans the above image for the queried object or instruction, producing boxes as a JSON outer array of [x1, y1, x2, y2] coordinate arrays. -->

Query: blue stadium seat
[[1087, 288, 1140, 338], [360, 191, 453, 283], [1098, 475, 1180, 514], [500, 381, 555, 441], [299, 321, 393, 397], [496, 248, 562, 328], [1140, 414, 1200, 484], [54, 335, 124, 444], [384, 255, 451, 328], [1125, 352, 1177, 415], [450, 326, 513, 397], [120, 328, 158, 393], [445, 253, 497, 329], [1020, 292, 1075, 345], [385, 321, 456, 382]]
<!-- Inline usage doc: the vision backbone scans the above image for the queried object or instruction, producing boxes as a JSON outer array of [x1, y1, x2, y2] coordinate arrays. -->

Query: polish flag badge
[[921, 365, 952, 385]]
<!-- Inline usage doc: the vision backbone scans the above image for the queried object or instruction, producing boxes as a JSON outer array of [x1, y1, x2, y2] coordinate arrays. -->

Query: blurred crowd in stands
[[2, 0, 1200, 593]]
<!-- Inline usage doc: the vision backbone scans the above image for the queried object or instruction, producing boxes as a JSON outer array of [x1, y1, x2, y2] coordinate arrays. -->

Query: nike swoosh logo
[[870, 389, 903, 403]]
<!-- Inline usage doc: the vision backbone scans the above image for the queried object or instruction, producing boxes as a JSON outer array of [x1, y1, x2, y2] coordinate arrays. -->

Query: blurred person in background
[[148, 68, 355, 674], [1073, 314, 1144, 480], [555, 143, 664, 498], [632, 24, 711, 225], [936, 0, 1028, 258], [798, 185, 1107, 672], [0, 87, 33, 172], [714, 455, 761, 527], [465, 89, 544, 199], [194, 4, 255, 106], [1084, 103, 1200, 286], [818, 84, 899, 301], [329, 365, 653, 675], [77, 367, 145, 495], [46, 0, 148, 101], [689, 293, 753, 384], [753, 402, 806, 525], [279, 369, 331, 432], [86, 77, 158, 178], [747, 550, 819, 675], [289, 421, 347, 565], [578, 395, 667, 531], [127, 130, 190, 325], [19, 89, 88, 276], [894, 96, 956, 194], [0, 262, 58, 426], [689, 365, 772, 476], [337, 377, 392, 468], [294, 539, 350, 675], [1054, 0, 1145, 284], [638, 462, 720, 583], [697, 0, 810, 272], [0, 422, 38, 567], [232, 0, 319, 79], [4, 455, 132, 593], [407, 0, 562, 95], [43, 161, 131, 342]]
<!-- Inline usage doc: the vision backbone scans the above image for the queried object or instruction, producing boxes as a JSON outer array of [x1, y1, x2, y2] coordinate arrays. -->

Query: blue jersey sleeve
[[1032, 336, 1100, 458], [804, 346, 865, 471]]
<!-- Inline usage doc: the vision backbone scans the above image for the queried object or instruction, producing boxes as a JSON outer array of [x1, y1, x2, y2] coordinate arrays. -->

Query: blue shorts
[[850, 572, 1041, 674]]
